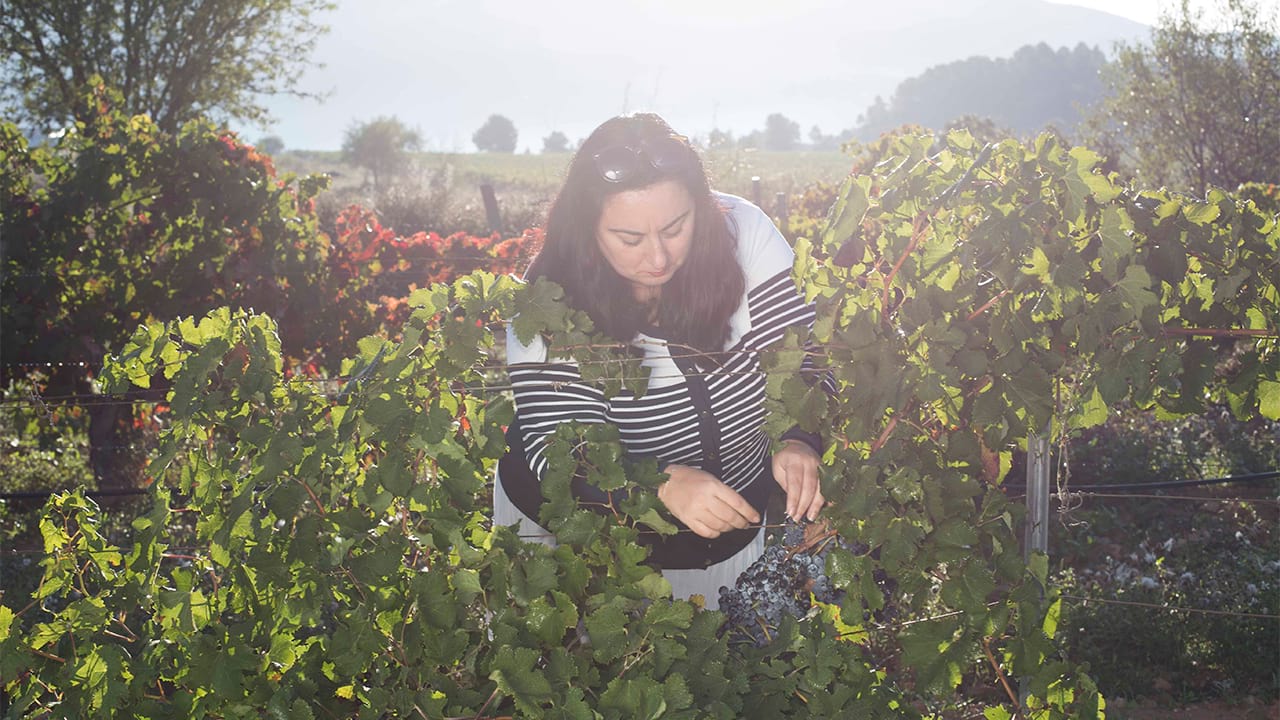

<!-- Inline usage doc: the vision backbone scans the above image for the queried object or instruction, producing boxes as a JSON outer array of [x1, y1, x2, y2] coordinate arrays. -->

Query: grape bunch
[[717, 518, 897, 647]]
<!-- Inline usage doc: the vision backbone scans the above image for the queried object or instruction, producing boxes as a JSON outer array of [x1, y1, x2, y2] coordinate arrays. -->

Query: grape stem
[[755, 615, 773, 643], [790, 528, 838, 558]]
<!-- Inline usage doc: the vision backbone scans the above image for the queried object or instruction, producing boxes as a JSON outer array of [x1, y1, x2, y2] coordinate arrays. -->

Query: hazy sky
[[1052, 0, 1269, 23], [248, 0, 1267, 152], [1050, 0, 1178, 23]]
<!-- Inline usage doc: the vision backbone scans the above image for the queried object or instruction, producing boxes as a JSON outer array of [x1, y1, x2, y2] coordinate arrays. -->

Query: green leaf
[[1066, 146, 1120, 204], [1020, 246, 1051, 281], [1114, 264, 1157, 322], [1070, 386, 1108, 430], [1182, 200, 1221, 225], [524, 595, 570, 646], [1259, 380, 1280, 420], [1028, 551, 1049, 586], [901, 618, 964, 694], [633, 508, 678, 536], [406, 284, 449, 313], [1042, 598, 1062, 639], [826, 547, 858, 589], [0, 605, 14, 642], [584, 603, 629, 663], [932, 518, 978, 549], [1097, 207, 1131, 283], [822, 175, 871, 253], [511, 278, 574, 345], [490, 646, 553, 708]]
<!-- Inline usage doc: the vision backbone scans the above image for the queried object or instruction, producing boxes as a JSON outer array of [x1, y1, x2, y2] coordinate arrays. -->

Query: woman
[[495, 113, 825, 605]]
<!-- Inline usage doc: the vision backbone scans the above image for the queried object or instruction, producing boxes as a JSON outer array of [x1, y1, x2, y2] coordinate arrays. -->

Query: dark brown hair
[[526, 113, 745, 355]]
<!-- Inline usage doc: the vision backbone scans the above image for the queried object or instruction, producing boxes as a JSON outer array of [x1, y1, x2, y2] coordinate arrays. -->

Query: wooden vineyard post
[[480, 183, 503, 235]]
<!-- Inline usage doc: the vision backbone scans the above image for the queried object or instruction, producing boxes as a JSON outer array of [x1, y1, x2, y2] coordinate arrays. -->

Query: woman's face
[[594, 178, 696, 303]]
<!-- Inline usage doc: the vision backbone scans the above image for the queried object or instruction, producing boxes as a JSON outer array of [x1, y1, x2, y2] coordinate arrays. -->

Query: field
[[278, 148, 856, 235]]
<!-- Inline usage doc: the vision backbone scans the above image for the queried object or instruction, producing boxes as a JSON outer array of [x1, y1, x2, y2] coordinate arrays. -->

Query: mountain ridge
[[258, 0, 1149, 151]]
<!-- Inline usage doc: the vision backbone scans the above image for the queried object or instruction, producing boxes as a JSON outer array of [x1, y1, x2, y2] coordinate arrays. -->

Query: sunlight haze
[[247, 0, 1270, 152]]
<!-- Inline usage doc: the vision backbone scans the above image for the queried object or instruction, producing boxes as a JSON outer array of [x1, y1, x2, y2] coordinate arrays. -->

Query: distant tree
[[473, 114, 518, 153], [1086, 0, 1279, 195], [807, 125, 846, 151], [942, 115, 1015, 145], [763, 113, 801, 151], [342, 116, 422, 190], [541, 130, 570, 153], [0, 0, 333, 134], [707, 127, 735, 150], [258, 135, 285, 156], [853, 43, 1108, 141]]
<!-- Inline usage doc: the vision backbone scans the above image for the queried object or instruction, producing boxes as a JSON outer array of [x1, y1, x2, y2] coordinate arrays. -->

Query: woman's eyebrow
[[661, 209, 692, 231], [606, 209, 692, 236]]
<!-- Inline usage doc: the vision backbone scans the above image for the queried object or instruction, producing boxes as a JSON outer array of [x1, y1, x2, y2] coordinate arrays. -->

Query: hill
[[257, 0, 1148, 151]]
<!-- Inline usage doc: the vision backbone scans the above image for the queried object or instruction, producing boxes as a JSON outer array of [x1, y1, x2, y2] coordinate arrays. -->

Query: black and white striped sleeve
[[506, 328, 609, 484], [729, 194, 836, 452]]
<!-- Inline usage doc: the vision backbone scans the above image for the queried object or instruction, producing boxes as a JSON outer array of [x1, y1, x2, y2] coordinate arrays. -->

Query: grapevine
[[1, 126, 1274, 718]]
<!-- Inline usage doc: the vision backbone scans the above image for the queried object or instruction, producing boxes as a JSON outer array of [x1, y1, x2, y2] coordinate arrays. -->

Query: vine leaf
[[1259, 380, 1280, 420]]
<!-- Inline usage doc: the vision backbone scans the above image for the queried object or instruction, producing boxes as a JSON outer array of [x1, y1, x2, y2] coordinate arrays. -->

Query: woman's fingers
[[775, 441, 824, 521], [801, 463, 824, 521], [712, 486, 761, 525], [659, 465, 760, 538]]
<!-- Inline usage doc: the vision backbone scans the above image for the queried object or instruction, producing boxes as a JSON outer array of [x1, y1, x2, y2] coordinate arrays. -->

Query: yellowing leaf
[[1182, 201, 1221, 225], [1042, 598, 1062, 639], [1259, 380, 1280, 420]]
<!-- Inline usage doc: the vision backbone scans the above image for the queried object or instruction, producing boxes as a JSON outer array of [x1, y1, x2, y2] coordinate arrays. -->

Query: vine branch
[[982, 636, 1020, 712]]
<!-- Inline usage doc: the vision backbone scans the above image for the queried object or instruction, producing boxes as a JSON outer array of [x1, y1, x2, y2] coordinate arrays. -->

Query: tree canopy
[[763, 113, 801, 151], [341, 115, 422, 190], [541, 130, 570, 153], [473, 114, 518, 153], [855, 43, 1107, 141], [1086, 0, 1280, 195], [0, 0, 333, 134]]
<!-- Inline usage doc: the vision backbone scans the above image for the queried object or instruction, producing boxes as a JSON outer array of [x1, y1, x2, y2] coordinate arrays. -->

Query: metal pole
[[1020, 428, 1051, 710], [1024, 430, 1050, 558], [774, 191, 788, 230], [751, 176, 762, 208]]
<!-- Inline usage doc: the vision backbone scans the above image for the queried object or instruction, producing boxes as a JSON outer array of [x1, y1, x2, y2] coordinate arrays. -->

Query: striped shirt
[[503, 193, 821, 566]]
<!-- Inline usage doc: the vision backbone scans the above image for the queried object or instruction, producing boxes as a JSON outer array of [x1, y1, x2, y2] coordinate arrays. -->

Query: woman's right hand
[[657, 464, 760, 539]]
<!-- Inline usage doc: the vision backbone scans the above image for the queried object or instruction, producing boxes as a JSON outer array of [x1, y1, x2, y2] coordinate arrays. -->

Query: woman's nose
[[647, 238, 669, 267]]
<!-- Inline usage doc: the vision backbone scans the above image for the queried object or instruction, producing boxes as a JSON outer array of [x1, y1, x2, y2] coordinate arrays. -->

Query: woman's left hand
[[771, 439, 823, 521]]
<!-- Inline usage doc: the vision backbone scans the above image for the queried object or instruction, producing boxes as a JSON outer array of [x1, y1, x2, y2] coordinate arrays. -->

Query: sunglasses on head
[[592, 135, 692, 183]]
